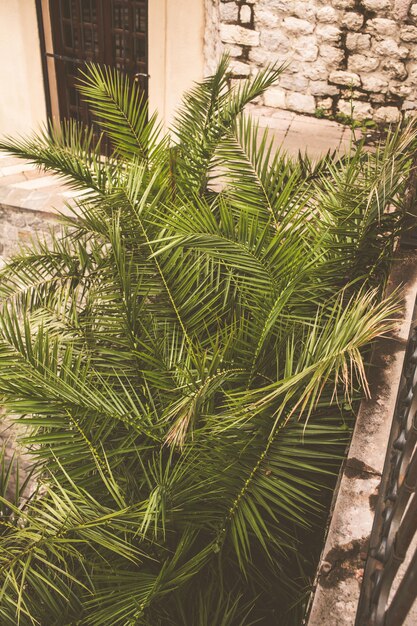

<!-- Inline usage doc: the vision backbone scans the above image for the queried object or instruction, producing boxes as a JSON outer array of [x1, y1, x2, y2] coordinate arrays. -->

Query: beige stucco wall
[[149, 0, 205, 128], [0, 0, 47, 138], [0, 0, 205, 138]]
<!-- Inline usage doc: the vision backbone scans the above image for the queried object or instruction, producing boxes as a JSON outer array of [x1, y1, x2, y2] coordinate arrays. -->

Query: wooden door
[[47, 0, 148, 124]]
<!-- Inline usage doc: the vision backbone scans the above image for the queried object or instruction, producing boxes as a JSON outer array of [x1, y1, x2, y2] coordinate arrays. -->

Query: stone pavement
[[0, 111, 355, 211], [0, 107, 355, 474], [0, 112, 352, 236], [249, 106, 356, 158], [0, 112, 355, 256], [0, 153, 77, 216]]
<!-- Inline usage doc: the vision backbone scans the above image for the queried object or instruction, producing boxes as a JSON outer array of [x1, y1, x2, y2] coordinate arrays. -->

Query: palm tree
[[0, 58, 414, 625]]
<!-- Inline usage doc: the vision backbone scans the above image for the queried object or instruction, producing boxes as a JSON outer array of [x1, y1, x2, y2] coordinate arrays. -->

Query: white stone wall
[[206, 0, 417, 122]]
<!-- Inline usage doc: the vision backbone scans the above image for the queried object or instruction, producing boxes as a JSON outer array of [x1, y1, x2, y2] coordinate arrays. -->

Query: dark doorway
[[42, 0, 148, 125]]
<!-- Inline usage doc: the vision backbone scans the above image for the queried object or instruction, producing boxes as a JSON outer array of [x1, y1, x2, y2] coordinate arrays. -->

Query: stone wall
[[0, 204, 59, 261], [207, 0, 417, 122]]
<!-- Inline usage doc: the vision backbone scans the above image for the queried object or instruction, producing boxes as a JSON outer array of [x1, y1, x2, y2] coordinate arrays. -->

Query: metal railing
[[356, 311, 417, 625]]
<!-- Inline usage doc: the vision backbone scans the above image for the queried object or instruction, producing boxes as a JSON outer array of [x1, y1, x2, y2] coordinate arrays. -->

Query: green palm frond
[[77, 63, 165, 162], [0, 119, 114, 195], [173, 55, 286, 194], [0, 59, 415, 625], [220, 416, 349, 571]]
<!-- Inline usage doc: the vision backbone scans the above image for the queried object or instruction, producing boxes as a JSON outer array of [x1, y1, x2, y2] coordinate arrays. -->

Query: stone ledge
[[0, 156, 79, 217], [307, 250, 417, 626]]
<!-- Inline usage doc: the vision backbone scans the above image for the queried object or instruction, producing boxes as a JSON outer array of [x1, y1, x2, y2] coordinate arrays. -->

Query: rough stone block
[[226, 44, 243, 57], [286, 91, 316, 113], [402, 100, 417, 110], [309, 81, 339, 96], [294, 36, 319, 61], [264, 86, 287, 108], [291, 1, 317, 20], [329, 70, 361, 87], [362, 0, 391, 9], [230, 60, 251, 76], [220, 24, 260, 46], [259, 30, 291, 52], [258, 0, 290, 10], [332, 0, 355, 8], [382, 59, 408, 79], [411, 3, 417, 18], [346, 33, 371, 52], [304, 62, 329, 81], [280, 74, 309, 91], [338, 99, 373, 120], [284, 60, 306, 75], [389, 81, 413, 97], [249, 48, 275, 65], [348, 54, 380, 72], [317, 6, 338, 22], [407, 45, 417, 59], [13, 214, 27, 228], [400, 25, 417, 41], [230, 78, 246, 93], [240, 5, 252, 24], [373, 39, 409, 59], [408, 63, 417, 84], [220, 3, 239, 23], [361, 74, 389, 92], [369, 93, 386, 103], [282, 17, 315, 35], [342, 88, 364, 100], [393, 0, 413, 20], [366, 18, 398, 36], [319, 44, 344, 65], [373, 106, 401, 123], [254, 8, 280, 28], [342, 12, 364, 30], [316, 24, 342, 42]]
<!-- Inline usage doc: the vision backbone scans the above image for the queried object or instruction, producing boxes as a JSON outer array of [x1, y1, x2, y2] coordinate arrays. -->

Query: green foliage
[[334, 111, 362, 129], [0, 58, 415, 624], [313, 107, 327, 119], [314, 108, 379, 133]]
